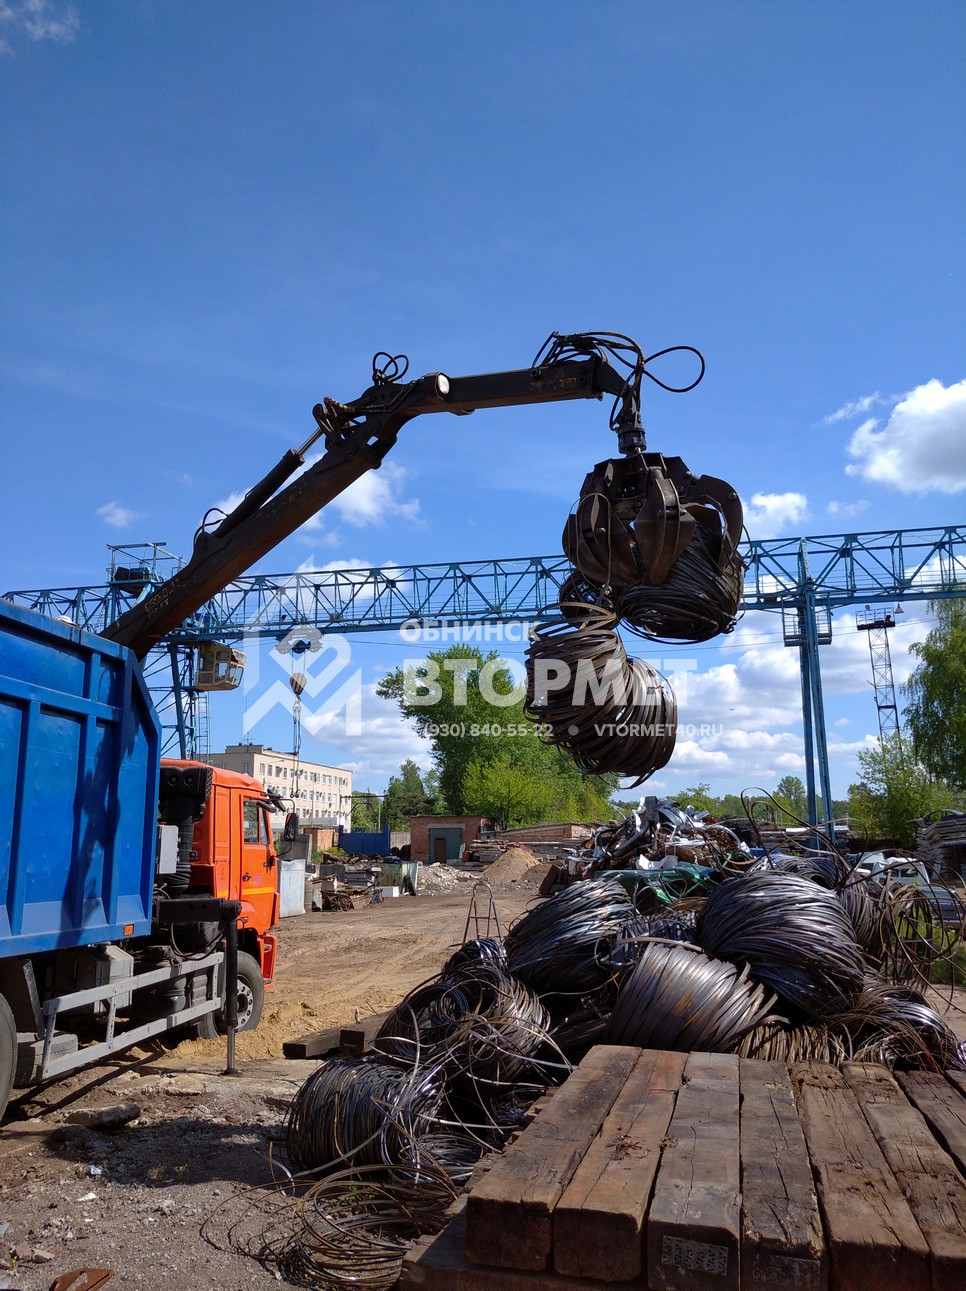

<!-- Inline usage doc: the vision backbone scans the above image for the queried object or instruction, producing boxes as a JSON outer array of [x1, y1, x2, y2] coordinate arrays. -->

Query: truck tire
[[0, 995, 16, 1122], [195, 951, 265, 1039]]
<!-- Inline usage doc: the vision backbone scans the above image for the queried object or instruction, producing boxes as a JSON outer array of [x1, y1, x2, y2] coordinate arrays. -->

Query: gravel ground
[[1, 877, 963, 1291], [0, 886, 536, 1291]]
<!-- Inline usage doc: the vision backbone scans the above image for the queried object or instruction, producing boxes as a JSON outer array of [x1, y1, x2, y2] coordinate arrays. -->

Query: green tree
[[667, 783, 719, 815], [847, 736, 964, 849], [462, 751, 551, 828], [774, 775, 808, 823], [383, 759, 430, 828], [904, 601, 966, 789], [350, 789, 382, 832], [378, 644, 616, 823]]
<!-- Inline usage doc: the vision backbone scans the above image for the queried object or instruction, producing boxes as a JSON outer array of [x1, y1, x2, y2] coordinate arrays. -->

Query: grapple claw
[[559, 451, 745, 643], [633, 465, 695, 584]]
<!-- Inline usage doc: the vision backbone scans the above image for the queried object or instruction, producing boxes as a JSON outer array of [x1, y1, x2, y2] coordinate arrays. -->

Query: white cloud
[[328, 462, 420, 528], [741, 491, 808, 540], [0, 1, 79, 52], [95, 500, 140, 530], [824, 392, 883, 424], [214, 490, 246, 516], [295, 682, 431, 783], [826, 499, 869, 518], [845, 378, 966, 493]]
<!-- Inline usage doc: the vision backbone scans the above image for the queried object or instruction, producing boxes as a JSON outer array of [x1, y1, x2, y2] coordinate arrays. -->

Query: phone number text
[[424, 722, 553, 738]]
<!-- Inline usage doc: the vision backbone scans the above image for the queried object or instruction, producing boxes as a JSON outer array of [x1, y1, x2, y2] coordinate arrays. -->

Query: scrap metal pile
[[241, 858, 964, 1288], [588, 795, 749, 871]]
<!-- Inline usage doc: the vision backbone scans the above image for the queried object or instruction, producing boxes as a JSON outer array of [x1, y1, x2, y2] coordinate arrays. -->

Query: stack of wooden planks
[[401, 1045, 966, 1291]]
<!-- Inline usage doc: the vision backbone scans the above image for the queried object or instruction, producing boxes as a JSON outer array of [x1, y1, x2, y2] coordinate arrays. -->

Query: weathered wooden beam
[[739, 1058, 826, 1291], [402, 1197, 645, 1291], [646, 1051, 741, 1291], [281, 1010, 389, 1059], [553, 1048, 685, 1283], [792, 1060, 929, 1291], [464, 1045, 641, 1272], [845, 1061, 966, 1291], [897, 1068, 966, 1178]]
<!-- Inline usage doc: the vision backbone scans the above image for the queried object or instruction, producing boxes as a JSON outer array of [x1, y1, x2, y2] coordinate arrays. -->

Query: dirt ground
[[0, 879, 538, 1291], [1, 870, 964, 1291]]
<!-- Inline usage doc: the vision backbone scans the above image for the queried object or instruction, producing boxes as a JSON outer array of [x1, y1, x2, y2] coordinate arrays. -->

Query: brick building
[[409, 815, 494, 863]]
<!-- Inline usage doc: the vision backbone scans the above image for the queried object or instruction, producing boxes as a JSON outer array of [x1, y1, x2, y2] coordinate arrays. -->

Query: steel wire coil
[[285, 1056, 445, 1174], [614, 521, 745, 644], [736, 1021, 851, 1065], [373, 960, 552, 1083], [837, 875, 886, 957], [441, 936, 508, 975], [504, 877, 635, 998], [560, 478, 744, 645], [524, 608, 676, 784], [829, 976, 964, 1072], [602, 912, 700, 974], [547, 1001, 612, 1063], [874, 881, 965, 986], [246, 1162, 458, 1291], [605, 939, 778, 1052], [695, 872, 866, 1019], [398, 1131, 487, 1188]]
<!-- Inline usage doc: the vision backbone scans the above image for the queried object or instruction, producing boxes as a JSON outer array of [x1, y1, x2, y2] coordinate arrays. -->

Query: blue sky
[[2, 1, 964, 802]]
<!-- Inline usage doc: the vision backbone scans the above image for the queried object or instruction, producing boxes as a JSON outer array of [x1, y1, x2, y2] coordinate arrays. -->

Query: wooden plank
[[402, 1197, 647, 1291], [282, 1023, 345, 1059], [739, 1059, 826, 1291], [464, 1044, 641, 1272], [645, 1051, 741, 1291], [846, 1062, 966, 1291], [552, 1049, 685, 1282], [897, 1069, 966, 1178], [281, 1010, 389, 1059], [791, 1060, 929, 1291], [339, 1010, 391, 1056]]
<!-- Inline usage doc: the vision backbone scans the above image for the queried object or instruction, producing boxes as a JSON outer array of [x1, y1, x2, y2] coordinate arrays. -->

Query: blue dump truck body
[[0, 598, 160, 955]]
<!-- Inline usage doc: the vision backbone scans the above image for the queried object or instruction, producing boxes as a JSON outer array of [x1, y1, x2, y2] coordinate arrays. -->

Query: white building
[[205, 743, 352, 829]]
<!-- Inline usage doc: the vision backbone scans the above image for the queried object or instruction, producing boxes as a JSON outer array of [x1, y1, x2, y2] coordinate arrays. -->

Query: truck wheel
[[195, 951, 265, 1039], [0, 995, 16, 1122]]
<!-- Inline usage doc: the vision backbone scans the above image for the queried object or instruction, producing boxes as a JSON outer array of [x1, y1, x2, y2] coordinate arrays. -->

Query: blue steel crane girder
[[8, 526, 963, 642], [6, 526, 962, 658], [5, 526, 965, 834]]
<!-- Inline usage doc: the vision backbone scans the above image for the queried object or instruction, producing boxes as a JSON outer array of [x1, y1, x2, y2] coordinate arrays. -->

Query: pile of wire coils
[[278, 861, 964, 1289], [287, 867, 964, 1180]]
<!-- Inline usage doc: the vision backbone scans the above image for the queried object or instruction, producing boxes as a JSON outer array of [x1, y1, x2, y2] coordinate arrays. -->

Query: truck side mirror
[[283, 812, 299, 842]]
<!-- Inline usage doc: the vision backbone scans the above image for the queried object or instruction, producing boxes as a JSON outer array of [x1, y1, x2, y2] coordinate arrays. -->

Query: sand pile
[[481, 846, 543, 884]]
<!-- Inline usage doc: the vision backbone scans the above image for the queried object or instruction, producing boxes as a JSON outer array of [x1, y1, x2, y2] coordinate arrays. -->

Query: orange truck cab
[[161, 759, 280, 1025]]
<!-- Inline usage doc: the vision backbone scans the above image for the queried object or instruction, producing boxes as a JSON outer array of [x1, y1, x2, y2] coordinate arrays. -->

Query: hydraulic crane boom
[[102, 348, 631, 659]]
